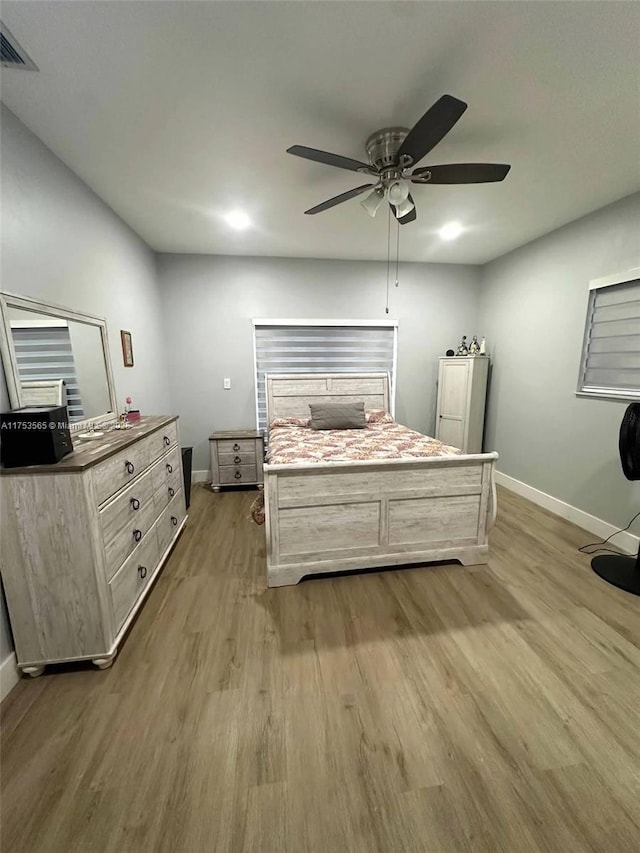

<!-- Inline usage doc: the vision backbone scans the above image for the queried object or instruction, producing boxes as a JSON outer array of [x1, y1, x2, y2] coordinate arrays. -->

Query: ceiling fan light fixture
[[360, 187, 385, 218], [387, 180, 410, 206], [394, 196, 415, 218]]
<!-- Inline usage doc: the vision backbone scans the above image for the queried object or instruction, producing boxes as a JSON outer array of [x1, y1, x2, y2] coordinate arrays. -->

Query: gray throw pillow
[[309, 401, 366, 430]]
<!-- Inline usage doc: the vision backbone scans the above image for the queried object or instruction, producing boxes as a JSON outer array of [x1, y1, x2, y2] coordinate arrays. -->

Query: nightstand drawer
[[218, 450, 256, 467], [217, 439, 257, 455], [218, 464, 257, 485]]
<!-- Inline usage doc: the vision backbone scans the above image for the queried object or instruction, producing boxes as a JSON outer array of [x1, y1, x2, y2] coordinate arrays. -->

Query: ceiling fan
[[287, 94, 511, 224]]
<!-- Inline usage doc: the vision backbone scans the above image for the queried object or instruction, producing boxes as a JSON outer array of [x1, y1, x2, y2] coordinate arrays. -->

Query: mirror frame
[[0, 291, 118, 432]]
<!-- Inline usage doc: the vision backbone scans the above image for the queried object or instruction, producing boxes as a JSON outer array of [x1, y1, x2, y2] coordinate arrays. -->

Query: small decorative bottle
[[456, 335, 468, 356], [479, 337, 486, 356], [469, 335, 480, 355]]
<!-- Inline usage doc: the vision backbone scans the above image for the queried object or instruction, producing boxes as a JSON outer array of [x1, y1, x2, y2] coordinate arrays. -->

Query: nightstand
[[209, 429, 264, 492]]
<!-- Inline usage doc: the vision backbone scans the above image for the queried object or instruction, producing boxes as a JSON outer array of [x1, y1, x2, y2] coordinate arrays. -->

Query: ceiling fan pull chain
[[395, 219, 400, 288], [385, 205, 392, 314]]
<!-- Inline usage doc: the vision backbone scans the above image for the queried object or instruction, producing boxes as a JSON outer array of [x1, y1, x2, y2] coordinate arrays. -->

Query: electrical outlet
[[223, 378, 231, 390]]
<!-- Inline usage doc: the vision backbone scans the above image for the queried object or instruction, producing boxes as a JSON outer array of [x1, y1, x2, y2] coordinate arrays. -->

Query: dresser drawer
[[103, 493, 157, 582], [148, 421, 179, 463], [153, 466, 183, 514], [217, 438, 257, 455], [109, 526, 159, 632], [218, 450, 256, 467], [99, 467, 155, 546], [94, 442, 151, 506], [156, 489, 186, 556], [151, 446, 181, 492], [218, 464, 257, 485]]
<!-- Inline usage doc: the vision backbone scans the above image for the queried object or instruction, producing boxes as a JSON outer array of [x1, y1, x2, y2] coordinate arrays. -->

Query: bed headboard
[[266, 372, 391, 423]]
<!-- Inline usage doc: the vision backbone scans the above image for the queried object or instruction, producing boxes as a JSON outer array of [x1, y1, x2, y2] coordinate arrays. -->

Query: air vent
[[0, 22, 38, 70]]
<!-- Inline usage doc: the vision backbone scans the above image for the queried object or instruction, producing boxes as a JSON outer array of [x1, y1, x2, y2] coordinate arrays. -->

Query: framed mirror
[[0, 292, 118, 431]]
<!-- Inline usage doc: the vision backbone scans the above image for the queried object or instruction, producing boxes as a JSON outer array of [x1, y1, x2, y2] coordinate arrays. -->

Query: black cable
[[578, 508, 640, 556]]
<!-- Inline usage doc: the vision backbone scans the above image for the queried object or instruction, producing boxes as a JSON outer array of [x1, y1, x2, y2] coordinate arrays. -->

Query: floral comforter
[[266, 411, 462, 465]]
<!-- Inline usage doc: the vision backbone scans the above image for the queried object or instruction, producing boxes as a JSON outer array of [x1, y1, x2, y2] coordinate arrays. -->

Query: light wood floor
[[2, 485, 640, 852]]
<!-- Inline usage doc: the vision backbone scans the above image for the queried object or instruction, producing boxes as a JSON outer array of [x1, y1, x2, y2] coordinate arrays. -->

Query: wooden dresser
[[0, 416, 187, 676], [209, 429, 264, 491]]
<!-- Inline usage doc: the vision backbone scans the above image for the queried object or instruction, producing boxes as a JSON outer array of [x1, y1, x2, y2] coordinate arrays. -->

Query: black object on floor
[[591, 402, 640, 596], [181, 446, 193, 509], [592, 551, 640, 596]]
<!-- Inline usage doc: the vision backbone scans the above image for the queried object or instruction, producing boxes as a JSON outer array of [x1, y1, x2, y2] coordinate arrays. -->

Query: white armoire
[[435, 356, 490, 453]]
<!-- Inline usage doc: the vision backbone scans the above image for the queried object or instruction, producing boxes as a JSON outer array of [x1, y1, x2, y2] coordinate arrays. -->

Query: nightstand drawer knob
[[234, 471, 242, 480], [164, 435, 171, 446], [125, 460, 135, 474], [233, 443, 240, 451], [133, 529, 142, 542], [130, 497, 140, 511], [171, 516, 178, 526], [234, 455, 241, 464], [166, 463, 173, 474], [168, 486, 175, 498], [138, 565, 147, 579]]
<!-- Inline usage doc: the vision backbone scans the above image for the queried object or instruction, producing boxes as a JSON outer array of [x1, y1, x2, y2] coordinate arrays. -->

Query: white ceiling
[[2, 1, 639, 264]]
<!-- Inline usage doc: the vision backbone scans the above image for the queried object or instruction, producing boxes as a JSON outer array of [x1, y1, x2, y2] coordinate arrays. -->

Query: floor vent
[[1, 22, 38, 70]]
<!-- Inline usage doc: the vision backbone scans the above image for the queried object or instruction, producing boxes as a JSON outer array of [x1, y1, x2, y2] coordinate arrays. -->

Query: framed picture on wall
[[120, 330, 134, 367]]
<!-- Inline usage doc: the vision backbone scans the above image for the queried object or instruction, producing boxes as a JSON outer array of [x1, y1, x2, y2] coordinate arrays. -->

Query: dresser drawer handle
[[234, 471, 242, 480], [164, 435, 171, 446], [130, 497, 140, 511], [234, 455, 241, 464], [171, 516, 178, 526], [125, 460, 135, 475], [138, 565, 147, 579], [233, 443, 240, 451], [133, 529, 142, 542], [166, 463, 173, 474], [168, 486, 175, 498]]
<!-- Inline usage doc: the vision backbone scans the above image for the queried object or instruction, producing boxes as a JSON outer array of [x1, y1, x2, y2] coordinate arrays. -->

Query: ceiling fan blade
[[397, 95, 467, 166], [411, 163, 511, 184], [390, 194, 417, 225], [305, 183, 376, 215], [287, 145, 376, 175]]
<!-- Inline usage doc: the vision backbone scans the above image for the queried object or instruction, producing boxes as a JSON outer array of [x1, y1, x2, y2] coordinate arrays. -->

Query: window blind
[[12, 326, 85, 420], [579, 276, 640, 398], [253, 321, 397, 432]]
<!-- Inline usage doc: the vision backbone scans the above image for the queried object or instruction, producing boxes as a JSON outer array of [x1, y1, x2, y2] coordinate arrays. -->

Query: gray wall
[[479, 192, 640, 528], [0, 105, 173, 666], [157, 254, 482, 472]]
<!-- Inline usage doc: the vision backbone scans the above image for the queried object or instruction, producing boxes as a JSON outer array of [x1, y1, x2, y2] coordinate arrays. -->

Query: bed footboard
[[263, 453, 498, 587]]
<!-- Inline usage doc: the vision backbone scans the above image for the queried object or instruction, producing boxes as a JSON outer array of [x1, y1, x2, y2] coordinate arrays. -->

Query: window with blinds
[[578, 271, 640, 399], [253, 320, 397, 432], [12, 326, 85, 419]]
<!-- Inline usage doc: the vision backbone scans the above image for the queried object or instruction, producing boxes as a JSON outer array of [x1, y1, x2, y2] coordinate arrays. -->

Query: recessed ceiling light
[[225, 210, 251, 230], [439, 222, 463, 241]]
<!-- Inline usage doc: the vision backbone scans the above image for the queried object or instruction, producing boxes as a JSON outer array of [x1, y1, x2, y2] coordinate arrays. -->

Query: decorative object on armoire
[[480, 336, 487, 356], [209, 429, 264, 492], [435, 356, 490, 453], [0, 416, 187, 675], [286, 94, 511, 223], [445, 349, 455, 357], [456, 335, 469, 356], [120, 330, 134, 367], [588, 403, 640, 596], [469, 335, 480, 355]]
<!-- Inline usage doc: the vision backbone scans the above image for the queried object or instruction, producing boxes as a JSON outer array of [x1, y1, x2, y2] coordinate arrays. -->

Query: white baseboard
[[192, 469, 210, 484], [1, 652, 20, 702], [495, 471, 638, 555]]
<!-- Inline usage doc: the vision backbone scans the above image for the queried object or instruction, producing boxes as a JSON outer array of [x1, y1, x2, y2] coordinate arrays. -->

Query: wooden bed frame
[[263, 373, 497, 587]]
